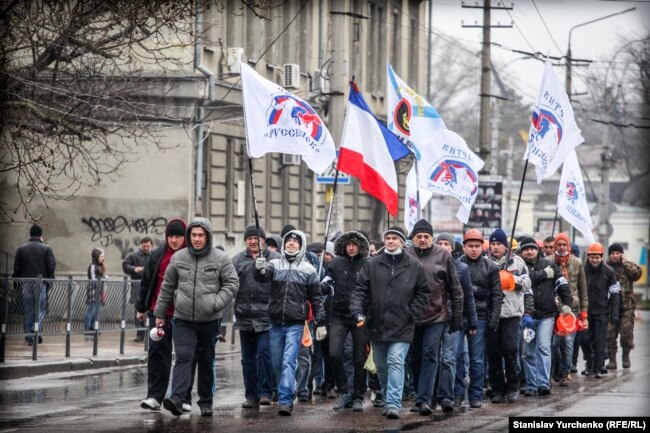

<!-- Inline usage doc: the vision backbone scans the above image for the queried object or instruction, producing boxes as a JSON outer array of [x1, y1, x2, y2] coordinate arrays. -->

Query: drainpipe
[[194, 0, 216, 214]]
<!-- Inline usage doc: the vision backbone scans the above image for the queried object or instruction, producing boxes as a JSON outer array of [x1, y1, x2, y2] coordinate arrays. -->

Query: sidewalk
[[0, 326, 241, 380]]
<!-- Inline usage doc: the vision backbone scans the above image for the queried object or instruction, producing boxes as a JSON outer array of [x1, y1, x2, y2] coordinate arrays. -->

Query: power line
[[530, 0, 563, 57]]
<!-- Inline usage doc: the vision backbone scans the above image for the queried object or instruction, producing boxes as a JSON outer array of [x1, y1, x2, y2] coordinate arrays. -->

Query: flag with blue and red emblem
[[526, 59, 584, 182], [241, 63, 336, 174], [557, 149, 594, 243]]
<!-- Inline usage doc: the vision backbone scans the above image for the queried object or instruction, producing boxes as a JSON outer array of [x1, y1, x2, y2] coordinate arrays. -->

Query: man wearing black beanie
[[13, 224, 56, 345], [350, 225, 429, 419]]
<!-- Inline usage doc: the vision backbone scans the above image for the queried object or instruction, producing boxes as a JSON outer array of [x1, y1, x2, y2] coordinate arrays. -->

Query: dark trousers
[[147, 314, 196, 404], [486, 317, 520, 395], [328, 317, 369, 400], [169, 318, 221, 409], [239, 329, 273, 401], [146, 313, 173, 402], [581, 312, 608, 373]]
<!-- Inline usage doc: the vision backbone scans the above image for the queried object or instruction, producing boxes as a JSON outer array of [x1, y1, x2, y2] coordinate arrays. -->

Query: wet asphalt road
[[1, 313, 649, 432]]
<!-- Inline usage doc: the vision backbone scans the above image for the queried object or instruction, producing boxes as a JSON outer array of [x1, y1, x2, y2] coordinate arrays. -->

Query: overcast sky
[[430, 0, 649, 104]]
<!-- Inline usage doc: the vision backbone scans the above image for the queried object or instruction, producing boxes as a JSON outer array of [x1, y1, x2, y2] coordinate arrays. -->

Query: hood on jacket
[[334, 230, 369, 258], [91, 248, 104, 265], [186, 217, 214, 256], [265, 235, 283, 250], [281, 229, 307, 262]]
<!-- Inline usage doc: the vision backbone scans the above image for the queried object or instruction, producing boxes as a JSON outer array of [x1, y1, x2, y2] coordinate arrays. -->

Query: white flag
[[525, 60, 584, 183], [558, 150, 595, 243], [387, 64, 483, 224], [240, 63, 336, 174], [404, 166, 433, 234]]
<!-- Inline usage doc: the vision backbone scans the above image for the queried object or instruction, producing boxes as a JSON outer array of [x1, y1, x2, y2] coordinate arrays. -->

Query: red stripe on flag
[[337, 148, 398, 216]]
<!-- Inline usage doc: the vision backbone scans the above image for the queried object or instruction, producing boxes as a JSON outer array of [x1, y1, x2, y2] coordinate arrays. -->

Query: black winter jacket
[[232, 247, 280, 332], [524, 257, 572, 319], [584, 262, 620, 321], [455, 259, 478, 330], [136, 244, 166, 314], [459, 254, 503, 330], [13, 237, 56, 279], [349, 251, 430, 342], [322, 231, 369, 320], [122, 249, 151, 280]]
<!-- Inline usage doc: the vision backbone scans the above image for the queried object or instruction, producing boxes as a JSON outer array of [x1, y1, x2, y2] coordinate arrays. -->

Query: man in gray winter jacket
[[155, 217, 239, 417]]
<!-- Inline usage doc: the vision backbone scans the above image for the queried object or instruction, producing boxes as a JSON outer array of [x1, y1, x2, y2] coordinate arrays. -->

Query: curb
[[0, 355, 146, 381]]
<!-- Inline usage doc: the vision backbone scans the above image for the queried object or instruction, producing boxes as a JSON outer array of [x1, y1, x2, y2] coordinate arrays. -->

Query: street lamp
[[564, 7, 636, 246], [565, 7, 636, 100]]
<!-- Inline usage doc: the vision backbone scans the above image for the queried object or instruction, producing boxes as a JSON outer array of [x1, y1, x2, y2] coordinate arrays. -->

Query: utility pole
[[597, 87, 615, 246], [462, 0, 512, 174], [329, 4, 349, 234]]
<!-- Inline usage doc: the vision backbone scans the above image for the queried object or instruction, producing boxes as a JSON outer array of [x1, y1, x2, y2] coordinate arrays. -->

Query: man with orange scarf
[[550, 233, 588, 386]]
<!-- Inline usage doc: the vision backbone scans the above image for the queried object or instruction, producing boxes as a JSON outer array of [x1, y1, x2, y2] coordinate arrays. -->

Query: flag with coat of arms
[[557, 149, 595, 243], [386, 64, 484, 228], [525, 59, 584, 183], [240, 63, 336, 174]]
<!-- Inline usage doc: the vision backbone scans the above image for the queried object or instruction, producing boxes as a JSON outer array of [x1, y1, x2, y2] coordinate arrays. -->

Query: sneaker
[[600, 368, 608, 375], [278, 404, 293, 416], [538, 386, 551, 397], [453, 395, 464, 407], [26, 337, 34, 346], [469, 399, 482, 408], [298, 394, 310, 403], [200, 406, 213, 417], [140, 398, 161, 410], [327, 388, 337, 399], [491, 394, 505, 404], [352, 399, 364, 412], [386, 407, 400, 419], [524, 389, 537, 397], [37, 336, 43, 344], [570, 365, 578, 373], [594, 372, 604, 379], [381, 408, 388, 416], [409, 402, 421, 412], [242, 399, 260, 409], [259, 395, 272, 406], [418, 402, 433, 415], [182, 403, 192, 412], [506, 391, 519, 403], [333, 393, 352, 411], [440, 400, 454, 412], [581, 369, 593, 376], [559, 377, 569, 387], [163, 398, 183, 416]]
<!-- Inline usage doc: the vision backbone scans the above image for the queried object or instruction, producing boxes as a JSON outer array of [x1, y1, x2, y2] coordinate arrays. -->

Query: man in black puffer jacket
[[350, 226, 429, 419], [321, 230, 370, 412], [518, 237, 572, 397], [458, 229, 503, 409], [232, 224, 280, 409]]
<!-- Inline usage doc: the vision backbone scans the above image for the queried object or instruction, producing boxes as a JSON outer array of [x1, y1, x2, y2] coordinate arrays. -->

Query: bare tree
[[0, 0, 280, 224]]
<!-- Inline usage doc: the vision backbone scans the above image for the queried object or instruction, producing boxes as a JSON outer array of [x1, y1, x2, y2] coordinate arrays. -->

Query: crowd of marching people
[[130, 217, 642, 418]]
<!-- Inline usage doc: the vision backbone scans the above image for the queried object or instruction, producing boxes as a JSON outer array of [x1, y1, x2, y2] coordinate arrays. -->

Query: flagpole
[[240, 67, 264, 257], [551, 207, 559, 236], [414, 160, 422, 221], [507, 158, 529, 264], [320, 169, 339, 275]]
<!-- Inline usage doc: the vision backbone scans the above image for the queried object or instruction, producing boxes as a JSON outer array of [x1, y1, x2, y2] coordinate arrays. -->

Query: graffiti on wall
[[81, 216, 168, 258]]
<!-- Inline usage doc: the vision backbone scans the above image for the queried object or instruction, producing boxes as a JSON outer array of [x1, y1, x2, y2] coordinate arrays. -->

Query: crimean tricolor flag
[[338, 81, 409, 216], [240, 63, 336, 174], [525, 59, 584, 183]]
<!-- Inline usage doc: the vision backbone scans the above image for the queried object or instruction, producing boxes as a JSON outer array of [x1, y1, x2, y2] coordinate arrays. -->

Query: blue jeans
[[239, 329, 273, 401], [455, 319, 486, 402], [22, 282, 47, 335], [270, 323, 303, 406], [437, 330, 460, 403], [295, 322, 313, 397], [553, 331, 577, 377], [409, 323, 446, 405], [522, 317, 554, 390], [84, 303, 100, 331], [371, 341, 410, 411]]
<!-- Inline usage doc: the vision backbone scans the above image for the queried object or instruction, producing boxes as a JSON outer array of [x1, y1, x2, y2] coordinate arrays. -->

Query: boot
[[622, 349, 631, 369], [606, 350, 617, 370]]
